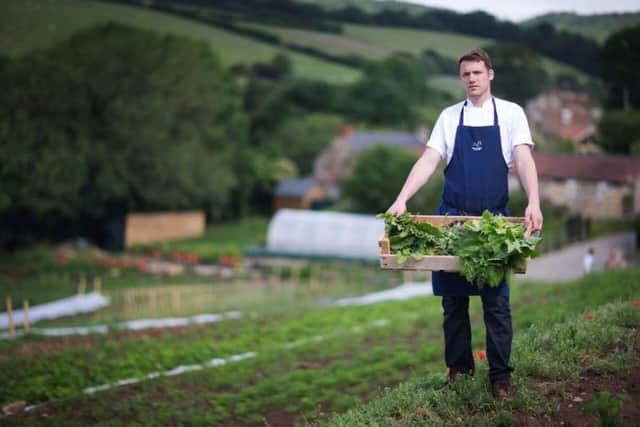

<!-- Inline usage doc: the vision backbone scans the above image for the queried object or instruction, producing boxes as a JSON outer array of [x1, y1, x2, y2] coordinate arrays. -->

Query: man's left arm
[[513, 145, 543, 232]]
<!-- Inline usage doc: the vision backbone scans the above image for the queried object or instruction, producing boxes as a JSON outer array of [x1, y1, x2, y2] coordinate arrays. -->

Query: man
[[387, 48, 543, 399]]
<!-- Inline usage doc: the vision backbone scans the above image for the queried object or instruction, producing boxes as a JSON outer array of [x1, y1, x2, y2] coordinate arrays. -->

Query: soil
[[515, 365, 640, 426]]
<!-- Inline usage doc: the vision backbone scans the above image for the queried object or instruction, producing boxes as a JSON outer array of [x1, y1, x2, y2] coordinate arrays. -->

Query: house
[[273, 176, 329, 211], [313, 125, 427, 198], [526, 153, 640, 219], [526, 90, 602, 153]]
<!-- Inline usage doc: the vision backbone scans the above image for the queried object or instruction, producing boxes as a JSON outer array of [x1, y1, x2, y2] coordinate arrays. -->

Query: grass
[[343, 23, 493, 61], [328, 297, 640, 426], [0, 0, 360, 83], [1, 269, 639, 425], [238, 21, 391, 60], [342, 23, 590, 82]]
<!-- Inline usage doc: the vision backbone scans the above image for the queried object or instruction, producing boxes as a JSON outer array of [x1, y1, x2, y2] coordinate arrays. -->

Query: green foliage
[[0, 23, 248, 246], [330, 298, 640, 426], [601, 25, 640, 109], [341, 144, 444, 215], [341, 145, 416, 213], [347, 53, 431, 127], [381, 211, 542, 287], [554, 138, 577, 153], [597, 109, 640, 154], [483, 43, 549, 106], [456, 211, 541, 287], [269, 113, 344, 174], [583, 391, 631, 427], [1, 267, 640, 425], [524, 12, 640, 44]]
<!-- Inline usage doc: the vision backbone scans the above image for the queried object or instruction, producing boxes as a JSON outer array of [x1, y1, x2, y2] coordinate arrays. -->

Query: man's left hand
[[525, 203, 543, 233]]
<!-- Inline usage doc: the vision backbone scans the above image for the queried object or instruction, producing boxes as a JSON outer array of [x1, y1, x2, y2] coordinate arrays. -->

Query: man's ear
[[488, 68, 495, 81]]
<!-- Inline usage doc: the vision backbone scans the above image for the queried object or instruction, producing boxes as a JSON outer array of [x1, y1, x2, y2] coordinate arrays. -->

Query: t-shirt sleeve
[[511, 105, 534, 147], [426, 112, 447, 158]]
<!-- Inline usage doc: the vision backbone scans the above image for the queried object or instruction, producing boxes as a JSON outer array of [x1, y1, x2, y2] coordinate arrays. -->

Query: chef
[[387, 48, 543, 400]]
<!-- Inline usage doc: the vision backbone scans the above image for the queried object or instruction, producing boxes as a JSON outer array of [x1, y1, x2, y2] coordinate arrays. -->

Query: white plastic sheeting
[[267, 209, 385, 260], [333, 282, 433, 306], [0, 311, 243, 339], [0, 292, 110, 329]]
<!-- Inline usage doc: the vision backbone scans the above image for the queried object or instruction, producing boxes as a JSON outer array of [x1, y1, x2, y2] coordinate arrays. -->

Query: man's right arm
[[387, 147, 442, 216]]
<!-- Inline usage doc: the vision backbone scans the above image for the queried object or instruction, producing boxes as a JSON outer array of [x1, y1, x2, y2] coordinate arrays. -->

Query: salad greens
[[379, 211, 542, 288]]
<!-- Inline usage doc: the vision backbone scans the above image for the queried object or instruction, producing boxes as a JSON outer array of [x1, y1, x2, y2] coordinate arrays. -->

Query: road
[[517, 231, 636, 283]]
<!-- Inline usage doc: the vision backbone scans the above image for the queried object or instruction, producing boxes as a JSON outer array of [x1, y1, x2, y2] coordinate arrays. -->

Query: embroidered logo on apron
[[472, 140, 483, 151]]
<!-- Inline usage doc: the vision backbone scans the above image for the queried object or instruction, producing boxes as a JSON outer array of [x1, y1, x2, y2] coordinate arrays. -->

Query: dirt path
[[517, 232, 636, 283]]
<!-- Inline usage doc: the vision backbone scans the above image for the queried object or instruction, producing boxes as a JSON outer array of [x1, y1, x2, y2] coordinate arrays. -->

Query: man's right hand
[[387, 200, 407, 216]]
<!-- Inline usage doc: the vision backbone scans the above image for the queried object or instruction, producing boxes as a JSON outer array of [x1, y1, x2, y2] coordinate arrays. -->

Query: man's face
[[459, 60, 494, 99]]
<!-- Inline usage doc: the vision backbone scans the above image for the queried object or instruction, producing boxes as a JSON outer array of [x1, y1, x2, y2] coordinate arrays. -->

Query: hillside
[[0, 0, 360, 84], [2, 0, 593, 88], [524, 11, 640, 43], [238, 20, 590, 82], [293, 0, 434, 15]]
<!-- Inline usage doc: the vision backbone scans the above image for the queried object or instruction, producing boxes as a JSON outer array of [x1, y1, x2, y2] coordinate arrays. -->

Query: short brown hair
[[458, 48, 493, 71]]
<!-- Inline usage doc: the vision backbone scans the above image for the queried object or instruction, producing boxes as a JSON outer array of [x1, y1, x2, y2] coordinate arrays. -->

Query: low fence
[[125, 211, 205, 249]]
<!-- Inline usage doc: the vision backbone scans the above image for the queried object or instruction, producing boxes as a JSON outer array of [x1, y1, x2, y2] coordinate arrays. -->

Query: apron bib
[[432, 98, 510, 297]]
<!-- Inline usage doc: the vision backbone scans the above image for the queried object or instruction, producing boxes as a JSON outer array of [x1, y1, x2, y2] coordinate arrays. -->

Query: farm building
[[511, 153, 640, 219], [273, 177, 331, 211]]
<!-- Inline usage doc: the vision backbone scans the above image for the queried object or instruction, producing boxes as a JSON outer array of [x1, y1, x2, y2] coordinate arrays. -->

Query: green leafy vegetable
[[378, 211, 542, 288]]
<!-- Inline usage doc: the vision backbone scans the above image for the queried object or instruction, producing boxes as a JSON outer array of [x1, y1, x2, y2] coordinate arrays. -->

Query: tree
[[601, 25, 640, 109], [484, 43, 549, 106], [597, 110, 640, 154], [0, 23, 248, 246], [342, 145, 443, 214], [347, 53, 430, 127], [270, 113, 344, 175]]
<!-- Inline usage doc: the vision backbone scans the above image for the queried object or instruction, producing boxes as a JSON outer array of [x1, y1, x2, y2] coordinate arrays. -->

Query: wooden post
[[93, 277, 102, 294], [78, 275, 87, 295], [23, 300, 30, 335], [402, 270, 411, 284], [6, 297, 15, 338], [172, 288, 181, 311]]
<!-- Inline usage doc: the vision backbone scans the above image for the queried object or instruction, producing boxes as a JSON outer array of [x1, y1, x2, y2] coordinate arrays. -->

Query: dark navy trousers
[[442, 295, 514, 382]]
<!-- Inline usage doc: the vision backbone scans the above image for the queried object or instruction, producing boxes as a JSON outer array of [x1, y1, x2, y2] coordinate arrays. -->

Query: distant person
[[387, 48, 543, 400], [606, 247, 627, 270], [583, 247, 595, 273]]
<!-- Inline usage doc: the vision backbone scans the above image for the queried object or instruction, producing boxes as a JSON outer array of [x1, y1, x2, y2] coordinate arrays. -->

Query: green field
[[343, 24, 590, 81], [239, 22, 392, 60], [524, 12, 640, 43], [0, 0, 360, 83], [293, 0, 433, 15], [1, 247, 639, 426], [1, 0, 591, 85]]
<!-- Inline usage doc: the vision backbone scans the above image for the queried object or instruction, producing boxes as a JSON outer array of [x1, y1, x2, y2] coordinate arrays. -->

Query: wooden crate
[[378, 215, 529, 272]]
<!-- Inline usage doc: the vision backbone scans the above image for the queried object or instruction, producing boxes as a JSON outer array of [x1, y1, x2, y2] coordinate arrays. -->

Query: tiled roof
[[274, 177, 316, 197], [534, 153, 640, 184], [346, 132, 424, 152]]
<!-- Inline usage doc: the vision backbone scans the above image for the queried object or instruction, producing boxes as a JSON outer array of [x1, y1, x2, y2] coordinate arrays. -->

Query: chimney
[[339, 124, 353, 138]]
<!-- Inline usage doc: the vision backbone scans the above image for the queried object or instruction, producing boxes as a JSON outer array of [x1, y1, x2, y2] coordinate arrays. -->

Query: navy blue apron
[[432, 97, 510, 297]]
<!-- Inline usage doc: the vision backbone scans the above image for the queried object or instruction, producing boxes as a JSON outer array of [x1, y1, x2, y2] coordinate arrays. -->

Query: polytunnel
[[265, 209, 385, 261]]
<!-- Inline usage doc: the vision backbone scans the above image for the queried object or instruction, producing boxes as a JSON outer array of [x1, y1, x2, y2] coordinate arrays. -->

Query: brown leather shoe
[[442, 368, 473, 390], [491, 378, 513, 400]]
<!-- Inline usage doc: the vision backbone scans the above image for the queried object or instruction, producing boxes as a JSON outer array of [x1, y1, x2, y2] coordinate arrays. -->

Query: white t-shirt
[[426, 97, 533, 168]]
